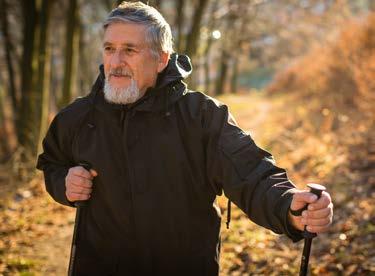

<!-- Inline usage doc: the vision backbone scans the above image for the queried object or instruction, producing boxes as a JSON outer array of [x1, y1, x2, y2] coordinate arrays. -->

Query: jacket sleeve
[[203, 99, 303, 242], [36, 114, 75, 207]]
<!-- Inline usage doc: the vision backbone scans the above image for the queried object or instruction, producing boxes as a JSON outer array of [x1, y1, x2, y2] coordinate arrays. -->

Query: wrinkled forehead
[[102, 21, 148, 47]]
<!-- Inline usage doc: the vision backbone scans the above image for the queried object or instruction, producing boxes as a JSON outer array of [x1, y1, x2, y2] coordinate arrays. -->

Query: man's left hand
[[288, 187, 333, 233]]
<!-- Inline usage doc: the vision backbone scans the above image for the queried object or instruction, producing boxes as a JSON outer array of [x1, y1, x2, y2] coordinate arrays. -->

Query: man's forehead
[[103, 41, 141, 48], [103, 22, 147, 46]]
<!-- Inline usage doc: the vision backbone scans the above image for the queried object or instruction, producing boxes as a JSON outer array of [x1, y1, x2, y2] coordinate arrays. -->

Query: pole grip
[[74, 162, 92, 208], [303, 183, 326, 238]]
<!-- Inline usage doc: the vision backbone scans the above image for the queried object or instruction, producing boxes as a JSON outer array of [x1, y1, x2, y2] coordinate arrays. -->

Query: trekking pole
[[298, 183, 326, 276], [68, 162, 92, 276]]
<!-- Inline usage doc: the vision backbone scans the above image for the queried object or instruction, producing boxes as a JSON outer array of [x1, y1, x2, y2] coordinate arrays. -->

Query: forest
[[0, 0, 374, 275]]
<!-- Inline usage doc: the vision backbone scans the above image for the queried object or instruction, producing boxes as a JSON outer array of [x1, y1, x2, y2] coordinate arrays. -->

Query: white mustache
[[109, 67, 132, 77]]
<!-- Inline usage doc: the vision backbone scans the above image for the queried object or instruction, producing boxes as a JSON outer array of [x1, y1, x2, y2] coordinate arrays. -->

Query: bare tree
[[371, 0, 375, 11], [36, 0, 53, 152], [0, 0, 18, 115], [215, 49, 229, 95], [185, 0, 210, 58], [60, 0, 80, 108], [17, 0, 53, 162], [202, 0, 220, 94], [175, 0, 185, 53], [18, 0, 39, 159], [0, 72, 11, 157], [154, 0, 162, 9]]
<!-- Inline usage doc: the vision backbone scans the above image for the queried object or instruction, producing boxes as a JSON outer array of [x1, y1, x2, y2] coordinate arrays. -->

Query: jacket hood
[[154, 53, 192, 89], [90, 53, 192, 114]]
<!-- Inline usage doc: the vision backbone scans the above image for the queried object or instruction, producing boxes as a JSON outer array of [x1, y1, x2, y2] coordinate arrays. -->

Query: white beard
[[103, 77, 141, 105]]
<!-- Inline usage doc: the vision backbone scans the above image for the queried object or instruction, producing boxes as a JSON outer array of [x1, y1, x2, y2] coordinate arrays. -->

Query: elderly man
[[37, 1, 333, 275]]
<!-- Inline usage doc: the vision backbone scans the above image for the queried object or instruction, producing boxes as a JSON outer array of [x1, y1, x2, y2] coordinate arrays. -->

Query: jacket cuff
[[280, 189, 304, 242], [43, 166, 75, 208]]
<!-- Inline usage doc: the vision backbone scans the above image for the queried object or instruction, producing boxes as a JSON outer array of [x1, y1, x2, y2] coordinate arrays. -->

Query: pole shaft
[[68, 205, 82, 276], [299, 238, 312, 276]]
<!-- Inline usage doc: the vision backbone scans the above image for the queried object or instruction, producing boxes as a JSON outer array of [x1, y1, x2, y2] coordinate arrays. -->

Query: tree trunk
[[215, 49, 229, 95], [60, 0, 80, 108], [102, 0, 113, 10], [185, 0, 210, 88], [36, 0, 53, 154], [370, 0, 375, 11], [0, 73, 11, 158], [18, 0, 53, 163], [175, 0, 185, 53], [0, 0, 18, 115], [154, 0, 162, 9], [204, 36, 213, 94], [78, 20, 87, 94], [230, 54, 239, 94], [185, 0, 209, 58], [203, 0, 220, 95], [18, 0, 39, 160]]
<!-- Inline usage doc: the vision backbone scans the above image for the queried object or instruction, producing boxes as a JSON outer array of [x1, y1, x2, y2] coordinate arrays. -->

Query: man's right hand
[[65, 166, 98, 202]]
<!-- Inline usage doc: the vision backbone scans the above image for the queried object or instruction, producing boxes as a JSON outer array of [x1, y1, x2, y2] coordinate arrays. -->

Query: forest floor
[[0, 91, 374, 275]]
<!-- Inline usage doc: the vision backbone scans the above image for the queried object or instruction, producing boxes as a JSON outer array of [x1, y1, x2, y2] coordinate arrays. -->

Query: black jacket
[[37, 54, 302, 275]]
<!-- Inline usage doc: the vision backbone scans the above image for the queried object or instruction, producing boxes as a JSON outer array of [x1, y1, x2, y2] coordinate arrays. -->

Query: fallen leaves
[[219, 88, 374, 275]]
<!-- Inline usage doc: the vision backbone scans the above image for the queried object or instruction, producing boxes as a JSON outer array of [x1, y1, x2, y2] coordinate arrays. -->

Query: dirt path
[[0, 175, 75, 275], [218, 93, 271, 139], [34, 213, 73, 276]]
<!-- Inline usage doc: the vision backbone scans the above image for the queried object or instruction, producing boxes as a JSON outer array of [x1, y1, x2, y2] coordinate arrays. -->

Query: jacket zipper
[[120, 106, 137, 248]]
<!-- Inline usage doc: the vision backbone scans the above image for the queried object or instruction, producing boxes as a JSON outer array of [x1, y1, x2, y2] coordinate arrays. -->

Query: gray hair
[[103, 1, 174, 59]]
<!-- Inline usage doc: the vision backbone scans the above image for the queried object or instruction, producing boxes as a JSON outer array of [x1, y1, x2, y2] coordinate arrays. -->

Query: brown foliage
[[263, 13, 375, 275], [267, 13, 375, 117], [266, 12, 375, 195]]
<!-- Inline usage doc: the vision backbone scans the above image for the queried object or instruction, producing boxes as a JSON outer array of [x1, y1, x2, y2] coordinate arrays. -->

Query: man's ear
[[157, 52, 170, 73]]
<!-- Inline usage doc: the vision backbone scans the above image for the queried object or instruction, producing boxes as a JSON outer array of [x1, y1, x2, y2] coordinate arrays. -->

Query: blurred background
[[0, 0, 374, 275]]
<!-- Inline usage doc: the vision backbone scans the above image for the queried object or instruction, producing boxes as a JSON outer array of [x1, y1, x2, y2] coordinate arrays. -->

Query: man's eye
[[104, 46, 114, 52], [124, 48, 136, 54]]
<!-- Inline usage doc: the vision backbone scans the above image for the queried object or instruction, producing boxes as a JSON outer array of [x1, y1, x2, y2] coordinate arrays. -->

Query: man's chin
[[109, 77, 132, 88], [109, 83, 130, 91], [104, 78, 141, 105]]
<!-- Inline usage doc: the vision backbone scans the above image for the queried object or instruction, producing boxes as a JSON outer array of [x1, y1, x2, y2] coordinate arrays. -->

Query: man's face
[[102, 22, 164, 97]]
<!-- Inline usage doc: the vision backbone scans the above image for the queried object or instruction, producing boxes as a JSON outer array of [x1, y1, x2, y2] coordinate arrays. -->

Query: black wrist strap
[[290, 205, 308, 216]]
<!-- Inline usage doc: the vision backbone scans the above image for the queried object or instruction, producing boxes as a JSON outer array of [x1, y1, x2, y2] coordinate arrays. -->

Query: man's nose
[[110, 50, 125, 67]]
